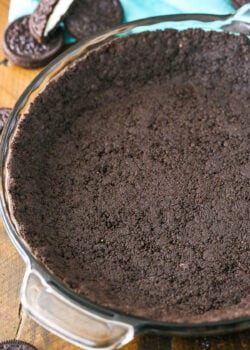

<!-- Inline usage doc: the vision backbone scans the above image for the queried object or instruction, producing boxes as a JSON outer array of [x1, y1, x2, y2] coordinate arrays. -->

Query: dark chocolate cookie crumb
[[0, 58, 8, 66], [64, 0, 124, 41], [7, 29, 250, 323], [2, 16, 64, 68]]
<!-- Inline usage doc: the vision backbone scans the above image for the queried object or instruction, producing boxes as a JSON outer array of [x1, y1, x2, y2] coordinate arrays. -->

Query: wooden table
[[0, 1, 249, 349]]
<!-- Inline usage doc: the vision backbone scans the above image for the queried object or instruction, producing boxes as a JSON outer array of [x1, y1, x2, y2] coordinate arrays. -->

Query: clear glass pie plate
[[0, 6, 250, 350]]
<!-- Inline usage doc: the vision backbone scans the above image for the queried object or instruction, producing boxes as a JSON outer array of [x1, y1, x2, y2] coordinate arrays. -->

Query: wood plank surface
[[0, 1, 249, 349]]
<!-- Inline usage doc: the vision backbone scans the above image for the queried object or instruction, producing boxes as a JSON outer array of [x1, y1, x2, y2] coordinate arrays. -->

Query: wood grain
[[0, 1, 41, 108], [0, 1, 249, 349]]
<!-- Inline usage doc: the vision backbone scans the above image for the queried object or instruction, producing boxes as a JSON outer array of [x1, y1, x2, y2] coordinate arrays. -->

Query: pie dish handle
[[20, 267, 135, 350]]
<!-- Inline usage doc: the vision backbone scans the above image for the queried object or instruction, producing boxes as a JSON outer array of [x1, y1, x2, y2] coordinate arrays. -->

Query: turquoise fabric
[[8, 0, 235, 22], [8, 0, 237, 43]]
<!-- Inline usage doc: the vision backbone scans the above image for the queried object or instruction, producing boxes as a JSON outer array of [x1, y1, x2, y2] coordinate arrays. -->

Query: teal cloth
[[8, 0, 240, 43]]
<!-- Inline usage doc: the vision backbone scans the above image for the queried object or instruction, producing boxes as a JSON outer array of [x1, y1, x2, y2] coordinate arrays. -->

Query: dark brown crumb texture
[[7, 29, 250, 323]]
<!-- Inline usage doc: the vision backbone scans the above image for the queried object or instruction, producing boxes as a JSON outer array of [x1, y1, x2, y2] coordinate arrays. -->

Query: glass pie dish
[[0, 7, 250, 350]]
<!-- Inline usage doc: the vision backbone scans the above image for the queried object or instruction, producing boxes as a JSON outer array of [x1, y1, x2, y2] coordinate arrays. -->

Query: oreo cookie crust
[[0, 108, 11, 135], [29, 0, 74, 43], [231, 0, 250, 8], [7, 30, 250, 323], [64, 0, 124, 41], [0, 340, 37, 350], [2, 16, 64, 68]]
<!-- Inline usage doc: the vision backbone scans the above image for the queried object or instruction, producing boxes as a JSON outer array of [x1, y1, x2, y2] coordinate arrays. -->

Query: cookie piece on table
[[0, 340, 37, 350], [64, 0, 124, 41], [231, 0, 250, 8], [2, 16, 64, 69], [0, 108, 12, 135], [29, 0, 75, 43]]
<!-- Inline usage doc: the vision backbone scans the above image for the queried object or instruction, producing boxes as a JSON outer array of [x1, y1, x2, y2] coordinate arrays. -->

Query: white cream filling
[[44, 0, 74, 36]]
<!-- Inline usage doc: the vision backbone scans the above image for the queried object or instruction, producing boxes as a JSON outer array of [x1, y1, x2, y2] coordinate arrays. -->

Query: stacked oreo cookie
[[2, 0, 124, 68], [0, 340, 37, 350]]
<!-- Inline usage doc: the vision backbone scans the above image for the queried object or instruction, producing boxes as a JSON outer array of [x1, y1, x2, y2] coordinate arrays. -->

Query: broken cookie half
[[29, 0, 75, 43]]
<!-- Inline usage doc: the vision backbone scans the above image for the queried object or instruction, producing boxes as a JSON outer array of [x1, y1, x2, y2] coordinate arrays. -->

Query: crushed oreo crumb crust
[[7, 29, 250, 323]]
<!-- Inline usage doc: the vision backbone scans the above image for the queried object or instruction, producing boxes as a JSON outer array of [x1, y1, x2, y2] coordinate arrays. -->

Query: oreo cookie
[[2, 16, 64, 68], [231, 0, 250, 8], [0, 108, 11, 135], [64, 0, 124, 41], [29, 0, 75, 43], [0, 340, 37, 350]]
